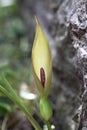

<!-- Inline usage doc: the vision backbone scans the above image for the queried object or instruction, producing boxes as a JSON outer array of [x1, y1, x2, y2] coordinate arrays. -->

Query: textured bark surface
[[69, 0, 87, 130]]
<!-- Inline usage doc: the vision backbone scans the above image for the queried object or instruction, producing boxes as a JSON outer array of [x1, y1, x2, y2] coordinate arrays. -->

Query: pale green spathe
[[32, 17, 52, 96]]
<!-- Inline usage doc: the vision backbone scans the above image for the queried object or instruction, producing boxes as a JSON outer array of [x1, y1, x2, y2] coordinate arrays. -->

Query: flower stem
[[46, 120, 51, 130]]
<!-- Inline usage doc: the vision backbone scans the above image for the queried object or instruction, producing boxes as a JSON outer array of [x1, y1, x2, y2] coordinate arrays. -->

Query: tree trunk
[[69, 0, 87, 130]]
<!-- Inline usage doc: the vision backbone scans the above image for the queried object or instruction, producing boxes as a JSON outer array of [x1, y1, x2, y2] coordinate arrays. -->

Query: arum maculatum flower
[[32, 17, 52, 97], [32, 17, 52, 121]]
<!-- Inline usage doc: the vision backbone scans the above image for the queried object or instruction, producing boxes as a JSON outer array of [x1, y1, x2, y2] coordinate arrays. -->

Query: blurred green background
[[0, 0, 35, 119], [0, 0, 32, 85]]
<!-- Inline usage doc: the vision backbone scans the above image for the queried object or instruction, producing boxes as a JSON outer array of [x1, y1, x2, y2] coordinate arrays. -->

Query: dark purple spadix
[[40, 67, 45, 87]]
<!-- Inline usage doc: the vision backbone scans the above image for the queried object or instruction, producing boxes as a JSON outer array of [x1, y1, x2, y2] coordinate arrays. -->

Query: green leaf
[[0, 74, 42, 130], [0, 96, 14, 113]]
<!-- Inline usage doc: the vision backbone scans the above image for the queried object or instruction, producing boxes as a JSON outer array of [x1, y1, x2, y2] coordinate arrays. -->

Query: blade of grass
[[0, 74, 42, 130]]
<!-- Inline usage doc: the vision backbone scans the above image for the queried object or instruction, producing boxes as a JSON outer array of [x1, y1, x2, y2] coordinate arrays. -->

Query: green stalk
[[0, 75, 42, 130], [46, 120, 51, 130]]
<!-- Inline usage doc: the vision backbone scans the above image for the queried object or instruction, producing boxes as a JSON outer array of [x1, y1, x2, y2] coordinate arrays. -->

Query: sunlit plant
[[32, 18, 52, 97], [32, 17, 52, 124]]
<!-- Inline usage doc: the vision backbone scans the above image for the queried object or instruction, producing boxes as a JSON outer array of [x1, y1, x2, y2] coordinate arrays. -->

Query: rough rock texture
[[18, 0, 87, 130], [69, 0, 87, 130]]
